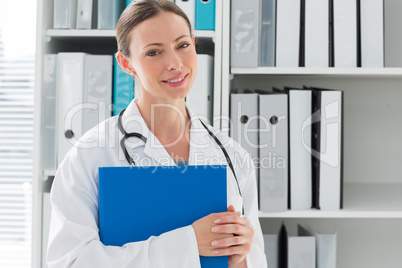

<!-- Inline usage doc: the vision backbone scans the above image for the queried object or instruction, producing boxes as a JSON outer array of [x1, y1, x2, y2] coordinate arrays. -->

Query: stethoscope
[[117, 108, 243, 202]]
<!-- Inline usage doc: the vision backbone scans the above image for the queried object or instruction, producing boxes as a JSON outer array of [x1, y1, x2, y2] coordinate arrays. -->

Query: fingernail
[[212, 226, 219, 232], [211, 240, 219, 246], [213, 250, 219, 254], [214, 219, 221, 224], [236, 211, 241, 216]]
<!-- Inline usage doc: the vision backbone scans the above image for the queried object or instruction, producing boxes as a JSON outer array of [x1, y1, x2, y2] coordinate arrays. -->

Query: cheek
[[134, 62, 158, 85], [187, 53, 198, 78]]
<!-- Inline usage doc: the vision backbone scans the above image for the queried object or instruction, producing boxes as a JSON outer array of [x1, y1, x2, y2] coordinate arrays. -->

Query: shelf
[[231, 67, 402, 76], [43, 169, 56, 177], [46, 29, 215, 39], [259, 183, 402, 219]]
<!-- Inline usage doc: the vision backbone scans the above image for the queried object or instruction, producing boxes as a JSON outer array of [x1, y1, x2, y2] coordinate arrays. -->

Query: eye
[[178, 43, 190, 49], [146, 50, 160, 57]]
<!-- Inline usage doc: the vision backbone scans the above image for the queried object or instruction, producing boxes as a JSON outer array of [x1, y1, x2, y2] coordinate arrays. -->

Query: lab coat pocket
[[227, 195, 243, 213]]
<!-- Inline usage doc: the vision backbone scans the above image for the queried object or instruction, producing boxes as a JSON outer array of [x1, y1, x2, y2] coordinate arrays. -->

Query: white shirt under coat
[[47, 99, 267, 268]]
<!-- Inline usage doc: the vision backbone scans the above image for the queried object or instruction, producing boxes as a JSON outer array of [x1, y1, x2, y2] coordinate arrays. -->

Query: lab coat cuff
[[158, 225, 201, 268]]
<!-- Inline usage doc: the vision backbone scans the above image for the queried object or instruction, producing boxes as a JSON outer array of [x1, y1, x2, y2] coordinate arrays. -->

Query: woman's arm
[[47, 152, 200, 268]]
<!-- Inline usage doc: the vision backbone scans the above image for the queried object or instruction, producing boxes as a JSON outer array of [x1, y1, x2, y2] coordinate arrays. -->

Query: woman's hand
[[191, 205, 254, 267], [191, 211, 234, 256]]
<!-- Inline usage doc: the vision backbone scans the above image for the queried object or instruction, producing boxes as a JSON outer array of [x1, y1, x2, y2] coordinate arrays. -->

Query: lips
[[162, 74, 188, 87]]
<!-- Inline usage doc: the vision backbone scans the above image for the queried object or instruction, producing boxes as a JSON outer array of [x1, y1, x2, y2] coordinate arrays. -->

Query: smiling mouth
[[163, 74, 187, 83]]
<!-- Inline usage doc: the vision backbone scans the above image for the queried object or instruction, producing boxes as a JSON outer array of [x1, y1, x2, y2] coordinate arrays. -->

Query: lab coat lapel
[[187, 107, 220, 166], [122, 100, 175, 166]]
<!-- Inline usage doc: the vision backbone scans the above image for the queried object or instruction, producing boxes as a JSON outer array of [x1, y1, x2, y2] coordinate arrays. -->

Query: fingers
[[213, 213, 250, 228], [212, 223, 254, 237], [227, 204, 236, 212], [211, 234, 249, 248]]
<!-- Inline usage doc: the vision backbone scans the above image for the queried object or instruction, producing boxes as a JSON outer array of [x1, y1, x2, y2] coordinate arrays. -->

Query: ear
[[191, 34, 195, 44], [116, 52, 136, 76]]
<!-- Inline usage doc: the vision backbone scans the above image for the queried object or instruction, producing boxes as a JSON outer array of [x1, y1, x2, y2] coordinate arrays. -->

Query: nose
[[166, 50, 183, 71]]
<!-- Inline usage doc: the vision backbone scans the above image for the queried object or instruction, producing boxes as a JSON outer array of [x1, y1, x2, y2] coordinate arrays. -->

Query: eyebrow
[[143, 35, 190, 49]]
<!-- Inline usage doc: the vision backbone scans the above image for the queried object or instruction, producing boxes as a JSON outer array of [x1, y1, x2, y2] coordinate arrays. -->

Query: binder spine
[[113, 56, 134, 116], [311, 90, 321, 209], [299, 0, 306, 67], [259, 0, 276, 67], [195, 0, 215, 30], [356, 0, 361, 67], [329, 0, 334, 67], [42, 55, 58, 171], [230, 0, 260, 67]]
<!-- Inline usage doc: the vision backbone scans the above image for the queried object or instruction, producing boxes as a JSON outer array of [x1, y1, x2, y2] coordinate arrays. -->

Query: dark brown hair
[[116, 0, 192, 57]]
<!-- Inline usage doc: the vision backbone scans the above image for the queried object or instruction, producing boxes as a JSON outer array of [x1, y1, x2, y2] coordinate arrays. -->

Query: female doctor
[[47, 0, 267, 267]]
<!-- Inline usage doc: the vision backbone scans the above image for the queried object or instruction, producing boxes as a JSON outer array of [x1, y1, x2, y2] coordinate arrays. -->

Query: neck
[[136, 94, 190, 139]]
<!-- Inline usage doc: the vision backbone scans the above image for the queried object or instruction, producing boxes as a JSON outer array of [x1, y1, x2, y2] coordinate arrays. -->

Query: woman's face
[[127, 11, 197, 102]]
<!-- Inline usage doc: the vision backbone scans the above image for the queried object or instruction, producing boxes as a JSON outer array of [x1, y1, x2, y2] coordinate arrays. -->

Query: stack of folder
[[230, 0, 384, 68], [53, 0, 127, 30], [43, 52, 134, 167], [264, 223, 337, 268], [44, 51, 214, 168], [230, 86, 343, 212], [176, 0, 216, 31]]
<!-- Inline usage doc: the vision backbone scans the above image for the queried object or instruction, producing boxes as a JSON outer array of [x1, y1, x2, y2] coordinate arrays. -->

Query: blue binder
[[195, 0, 215, 30], [98, 165, 228, 267], [112, 55, 134, 116]]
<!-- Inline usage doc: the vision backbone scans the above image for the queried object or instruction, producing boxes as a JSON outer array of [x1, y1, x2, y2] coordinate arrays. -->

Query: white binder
[[259, 93, 288, 212], [259, 0, 276, 67], [53, 0, 78, 29], [287, 88, 312, 210], [333, 0, 357, 67], [276, 0, 301, 67], [76, 0, 97, 29], [311, 88, 343, 210], [57, 53, 86, 165], [264, 234, 279, 268], [176, 0, 195, 30], [360, 0, 384, 67], [305, 0, 329, 67], [83, 55, 113, 134], [230, 93, 259, 163], [298, 224, 337, 268], [230, 0, 260, 67], [97, 0, 125, 29], [288, 234, 316, 268], [56, 53, 113, 165], [186, 54, 214, 123], [42, 55, 57, 171]]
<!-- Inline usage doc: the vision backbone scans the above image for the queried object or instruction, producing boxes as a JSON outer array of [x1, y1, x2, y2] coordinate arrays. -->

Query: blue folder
[[195, 0, 216, 30], [98, 165, 228, 267], [112, 55, 134, 116]]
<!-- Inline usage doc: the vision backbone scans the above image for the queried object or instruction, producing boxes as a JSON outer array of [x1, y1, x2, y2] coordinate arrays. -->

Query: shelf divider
[[258, 183, 402, 219]]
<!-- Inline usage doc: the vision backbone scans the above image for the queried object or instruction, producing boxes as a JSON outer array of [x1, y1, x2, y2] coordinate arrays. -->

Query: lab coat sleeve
[[47, 148, 201, 268], [242, 154, 268, 268]]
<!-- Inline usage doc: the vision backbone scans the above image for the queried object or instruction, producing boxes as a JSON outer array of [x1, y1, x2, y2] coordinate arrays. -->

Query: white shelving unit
[[32, 0, 402, 267], [231, 67, 402, 76], [47, 29, 216, 38], [32, 1, 224, 267], [222, 0, 402, 267]]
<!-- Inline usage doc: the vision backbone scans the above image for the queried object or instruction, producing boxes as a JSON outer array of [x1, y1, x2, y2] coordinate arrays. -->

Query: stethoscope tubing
[[117, 109, 244, 213]]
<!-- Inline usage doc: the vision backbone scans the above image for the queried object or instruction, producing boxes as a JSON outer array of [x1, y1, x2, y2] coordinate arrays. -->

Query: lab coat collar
[[121, 99, 215, 166]]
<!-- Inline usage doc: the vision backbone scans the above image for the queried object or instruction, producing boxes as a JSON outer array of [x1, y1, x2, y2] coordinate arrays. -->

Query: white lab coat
[[47, 100, 267, 268]]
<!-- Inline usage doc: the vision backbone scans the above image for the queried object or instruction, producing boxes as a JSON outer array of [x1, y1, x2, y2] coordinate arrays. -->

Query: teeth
[[167, 76, 185, 83]]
